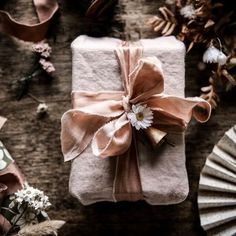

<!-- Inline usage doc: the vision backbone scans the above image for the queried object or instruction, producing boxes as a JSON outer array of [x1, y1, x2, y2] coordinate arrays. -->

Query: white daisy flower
[[127, 104, 153, 130], [180, 4, 195, 19]]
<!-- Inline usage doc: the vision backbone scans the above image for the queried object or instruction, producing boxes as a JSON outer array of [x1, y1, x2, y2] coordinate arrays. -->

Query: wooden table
[[0, 1, 235, 235]]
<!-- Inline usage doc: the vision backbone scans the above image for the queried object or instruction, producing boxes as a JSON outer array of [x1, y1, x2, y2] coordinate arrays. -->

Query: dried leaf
[[18, 220, 65, 236], [187, 41, 194, 52], [154, 21, 165, 32], [222, 69, 236, 86], [204, 19, 215, 28], [164, 23, 176, 36], [200, 83, 219, 109], [147, 6, 176, 36]]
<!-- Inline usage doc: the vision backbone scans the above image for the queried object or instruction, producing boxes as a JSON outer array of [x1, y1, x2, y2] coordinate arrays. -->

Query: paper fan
[[198, 125, 236, 236]]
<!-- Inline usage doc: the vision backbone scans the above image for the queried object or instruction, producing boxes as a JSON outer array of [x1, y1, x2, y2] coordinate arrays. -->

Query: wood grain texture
[[0, 0, 235, 235]]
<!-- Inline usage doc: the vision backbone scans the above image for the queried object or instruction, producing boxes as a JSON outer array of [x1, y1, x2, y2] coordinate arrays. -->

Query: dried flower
[[39, 59, 55, 74], [203, 46, 221, 64], [217, 51, 227, 65], [36, 103, 48, 114], [127, 104, 153, 130], [180, 4, 195, 19], [32, 42, 52, 58], [165, 0, 175, 5], [14, 183, 51, 212], [203, 46, 228, 65]]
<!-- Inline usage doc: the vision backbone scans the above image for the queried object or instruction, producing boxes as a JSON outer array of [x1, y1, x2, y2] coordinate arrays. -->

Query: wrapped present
[[61, 35, 211, 205]]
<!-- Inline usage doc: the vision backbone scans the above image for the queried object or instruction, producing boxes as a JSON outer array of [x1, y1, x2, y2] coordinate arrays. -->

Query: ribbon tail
[[113, 130, 143, 202]]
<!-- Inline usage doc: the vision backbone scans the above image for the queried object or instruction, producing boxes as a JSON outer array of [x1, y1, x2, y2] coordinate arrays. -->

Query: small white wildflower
[[180, 4, 195, 19], [217, 51, 227, 65], [37, 103, 48, 114], [203, 45, 221, 64], [127, 104, 153, 130], [14, 183, 51, 212]]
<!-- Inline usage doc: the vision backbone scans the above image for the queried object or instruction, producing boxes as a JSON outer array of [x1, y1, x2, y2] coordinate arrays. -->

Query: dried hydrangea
[[14, 183, 51, 212]]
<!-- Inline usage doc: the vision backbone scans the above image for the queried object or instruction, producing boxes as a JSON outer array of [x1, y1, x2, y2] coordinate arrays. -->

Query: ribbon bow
[[61, 42, 211, 161]]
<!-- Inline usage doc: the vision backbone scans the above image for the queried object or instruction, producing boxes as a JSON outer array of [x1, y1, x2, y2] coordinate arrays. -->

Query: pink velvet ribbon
[[0, 117, 24, 234], [61, 41, 211, 201], [0, 0, 59, 42]]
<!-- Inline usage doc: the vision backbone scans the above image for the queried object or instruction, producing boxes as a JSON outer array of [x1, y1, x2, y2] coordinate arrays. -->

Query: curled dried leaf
[[221, 69, 236, 86], [204, 19, 215, 28], [200, 83, 219, 109]]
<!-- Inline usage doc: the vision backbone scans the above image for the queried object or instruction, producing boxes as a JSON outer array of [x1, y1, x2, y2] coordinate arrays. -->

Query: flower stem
[[27, 93, 44, 103], [4, 204, 28, 236]]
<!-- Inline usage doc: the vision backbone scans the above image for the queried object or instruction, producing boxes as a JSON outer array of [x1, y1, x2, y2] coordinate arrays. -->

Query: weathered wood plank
[[0, 0, 235, 235]]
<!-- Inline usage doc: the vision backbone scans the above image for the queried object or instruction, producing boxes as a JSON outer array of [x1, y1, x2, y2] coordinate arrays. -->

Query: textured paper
[[69, 35, 188, 205], [198, 125, 236, 235]]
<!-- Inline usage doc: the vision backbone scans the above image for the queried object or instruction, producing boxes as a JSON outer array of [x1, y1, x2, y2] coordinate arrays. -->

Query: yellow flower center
[[136, 112, 144, 121]]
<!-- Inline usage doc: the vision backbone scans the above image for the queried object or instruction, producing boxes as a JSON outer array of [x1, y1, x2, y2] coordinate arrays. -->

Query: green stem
[[4, 204, 28, 236]]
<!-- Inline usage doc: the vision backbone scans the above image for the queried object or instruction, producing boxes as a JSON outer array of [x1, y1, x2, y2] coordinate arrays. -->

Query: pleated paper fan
[[198, 125, 236, 236]]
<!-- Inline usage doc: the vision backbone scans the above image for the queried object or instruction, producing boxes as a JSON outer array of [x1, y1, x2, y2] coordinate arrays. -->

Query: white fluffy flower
[[203, 46, 221, 64], [180, 4, 195, 19], [15, 183, 51, 212], [203, 46, 227, 65], [37, 103, 48, 114], [217, 51, 227, 65], [127, 104, 153, 130]]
